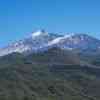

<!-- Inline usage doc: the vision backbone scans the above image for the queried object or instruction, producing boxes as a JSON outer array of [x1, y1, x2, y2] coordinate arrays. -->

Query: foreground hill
[[0, 48, 100, 100]]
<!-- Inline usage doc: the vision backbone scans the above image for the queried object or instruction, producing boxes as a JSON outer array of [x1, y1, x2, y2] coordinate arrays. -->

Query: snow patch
[[47, 34, 74, 46], [31, 30, 48, 38]]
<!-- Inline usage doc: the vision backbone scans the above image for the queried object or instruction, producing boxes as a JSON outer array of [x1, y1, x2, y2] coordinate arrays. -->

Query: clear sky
[[0, 0, 100, 47]]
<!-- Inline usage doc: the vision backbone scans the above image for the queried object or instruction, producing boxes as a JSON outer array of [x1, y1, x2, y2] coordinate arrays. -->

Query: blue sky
[[0, 0, 100, 47]]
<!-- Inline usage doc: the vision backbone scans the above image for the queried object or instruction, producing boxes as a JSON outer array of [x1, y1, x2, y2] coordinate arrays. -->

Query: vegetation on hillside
[[0, 48, 100, 100]]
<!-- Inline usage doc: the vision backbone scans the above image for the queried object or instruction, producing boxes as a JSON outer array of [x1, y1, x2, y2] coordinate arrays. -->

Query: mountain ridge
[[0, 30, 100, 57]]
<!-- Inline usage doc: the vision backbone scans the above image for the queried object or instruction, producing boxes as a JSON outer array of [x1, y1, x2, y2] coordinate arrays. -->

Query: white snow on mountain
[[64, 33, 74, 38], [0, 30, 100, 57], [31, 30, 48, 39], [47, 33, 74, 46], [47, 37, 63, 46]]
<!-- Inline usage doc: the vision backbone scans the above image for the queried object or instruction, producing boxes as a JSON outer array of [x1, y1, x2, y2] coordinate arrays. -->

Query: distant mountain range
[[0, 30, 100, 56]]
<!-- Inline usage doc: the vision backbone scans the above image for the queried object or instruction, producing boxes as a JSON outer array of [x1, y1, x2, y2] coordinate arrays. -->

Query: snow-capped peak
[[0, 30, 100, 57], [47, 37, 63, 46], [64, 33, 74, 38], [31, 30, 48, 38], [47, 33, 74, 46]]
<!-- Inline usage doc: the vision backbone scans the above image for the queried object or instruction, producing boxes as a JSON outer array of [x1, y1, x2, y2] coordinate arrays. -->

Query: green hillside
[[0, 48, 100, 100]]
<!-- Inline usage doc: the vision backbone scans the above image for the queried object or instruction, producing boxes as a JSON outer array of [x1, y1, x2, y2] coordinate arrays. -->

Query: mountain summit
[[31, 30, 48, 38], [0, 30, 100, 56]]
